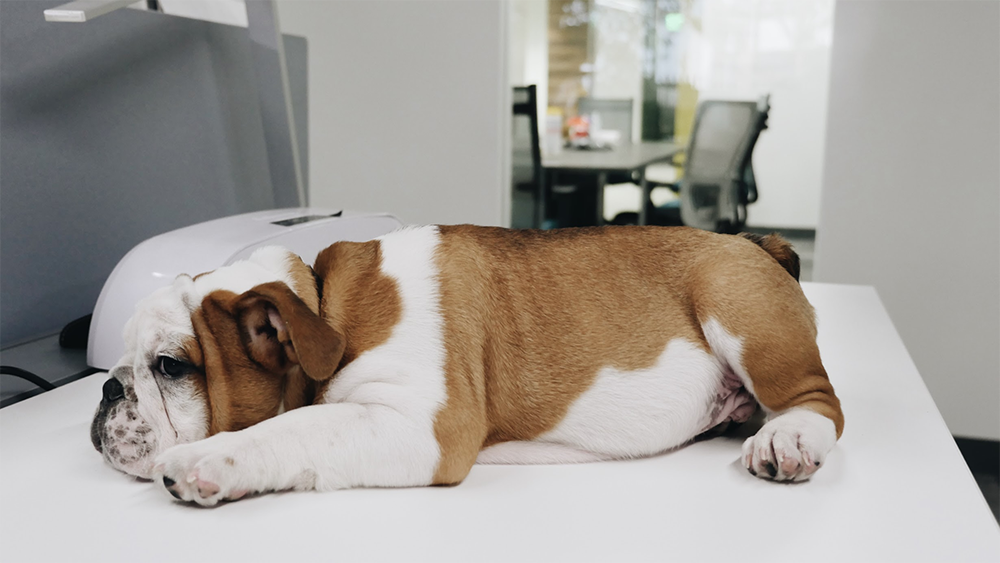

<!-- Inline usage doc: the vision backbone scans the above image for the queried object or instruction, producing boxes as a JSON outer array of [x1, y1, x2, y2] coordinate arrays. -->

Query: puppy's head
[[90, 247, 345, 478]]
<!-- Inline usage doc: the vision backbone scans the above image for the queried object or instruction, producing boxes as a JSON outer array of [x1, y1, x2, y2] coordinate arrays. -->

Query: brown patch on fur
[[312, 240, 402, 397], [192, 291, 286, 434], [277, 254, 322, 410], [180, 335, 204, 368], [691, 234, 843, 437], [285, 253, 321, 314], [188, 253, 327, 434], [430, 226, 715, 484], [738, 232, 800, 281], [179, 334, 209, 406], [234, 282, 345, 382], [260, 252, 319, 411]]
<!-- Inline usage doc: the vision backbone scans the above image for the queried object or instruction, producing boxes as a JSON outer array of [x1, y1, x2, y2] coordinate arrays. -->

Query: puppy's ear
[[234, 282, 345, 381]]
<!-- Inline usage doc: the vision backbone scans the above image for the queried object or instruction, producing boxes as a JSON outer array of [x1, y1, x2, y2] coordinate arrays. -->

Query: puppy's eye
[[157, 356, 190, 379]]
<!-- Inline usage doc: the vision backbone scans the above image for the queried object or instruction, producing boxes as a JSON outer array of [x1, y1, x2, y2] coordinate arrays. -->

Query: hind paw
[[742, 408, 837, 482]]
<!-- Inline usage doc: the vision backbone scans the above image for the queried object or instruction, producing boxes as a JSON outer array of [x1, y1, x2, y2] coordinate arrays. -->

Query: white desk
[[2, 283, 998, 562]]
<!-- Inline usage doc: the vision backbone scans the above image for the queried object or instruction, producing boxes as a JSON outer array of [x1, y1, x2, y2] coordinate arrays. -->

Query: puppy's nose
[[102, 377, 125, 403]]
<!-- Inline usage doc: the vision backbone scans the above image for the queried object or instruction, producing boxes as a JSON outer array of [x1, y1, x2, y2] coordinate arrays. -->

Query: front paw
[[153, 435, 251, 506], [741, 408, 837, 482]]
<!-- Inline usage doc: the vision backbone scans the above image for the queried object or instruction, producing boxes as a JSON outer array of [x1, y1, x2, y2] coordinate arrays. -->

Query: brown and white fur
[[91, 225, 843, 506]]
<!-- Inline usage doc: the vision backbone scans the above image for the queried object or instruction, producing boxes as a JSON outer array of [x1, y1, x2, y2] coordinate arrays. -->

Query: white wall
[[684, 0, 834, 229], [147, 0, 509, 226], [277, 0, 509, 227], [590, 0, 644, 143], [815, 1, 1000, 439], [509, 0, 548, 125], [148, 0, 248, 26]]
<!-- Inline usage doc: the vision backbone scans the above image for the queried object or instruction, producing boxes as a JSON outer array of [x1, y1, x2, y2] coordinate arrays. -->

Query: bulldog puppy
[[91, 226, 843, 506]]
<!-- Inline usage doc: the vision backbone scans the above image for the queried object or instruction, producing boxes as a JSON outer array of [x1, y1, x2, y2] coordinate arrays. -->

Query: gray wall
[[276, 0, 509, 227], [0, 2, 307, 347], [815, 1, 1000, 439]]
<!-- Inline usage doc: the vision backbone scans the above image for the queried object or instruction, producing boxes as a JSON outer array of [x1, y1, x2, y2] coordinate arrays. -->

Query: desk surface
[[1, 283, 998, 562], [0, 335, 90, 406], [543, 141, 681, 172]]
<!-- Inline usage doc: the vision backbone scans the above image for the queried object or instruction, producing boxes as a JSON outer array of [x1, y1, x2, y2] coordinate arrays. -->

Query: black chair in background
[[511, 85, 544, 229], [643, 96, 770, 233]]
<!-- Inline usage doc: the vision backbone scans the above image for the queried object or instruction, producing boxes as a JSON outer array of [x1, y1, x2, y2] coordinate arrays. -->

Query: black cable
[[0, 366, 56, 391]]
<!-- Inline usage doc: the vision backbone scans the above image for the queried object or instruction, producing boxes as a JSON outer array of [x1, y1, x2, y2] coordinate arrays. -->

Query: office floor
[[955, 438, 1000, 523], [976, 473, 1000, 523]]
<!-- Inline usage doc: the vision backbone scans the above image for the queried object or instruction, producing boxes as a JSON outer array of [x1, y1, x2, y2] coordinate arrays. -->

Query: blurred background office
[[508, 0, 830, 236]]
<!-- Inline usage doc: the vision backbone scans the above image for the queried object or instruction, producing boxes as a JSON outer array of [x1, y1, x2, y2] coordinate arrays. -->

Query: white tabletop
[[543, 141, 681, 172], [1, 283, 998, 562]]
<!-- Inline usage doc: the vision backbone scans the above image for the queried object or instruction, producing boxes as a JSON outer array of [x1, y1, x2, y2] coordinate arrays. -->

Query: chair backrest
[[685, 101, 757, 180], [680, 97, 769, 232], [578, 98, 633, 144], [511, 86, 543, 228], [511, 86, 542, 189]]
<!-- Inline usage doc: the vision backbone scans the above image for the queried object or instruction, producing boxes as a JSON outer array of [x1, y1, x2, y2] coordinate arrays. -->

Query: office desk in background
[[542, 141, 681, 226], [1, 283, 998, 562]]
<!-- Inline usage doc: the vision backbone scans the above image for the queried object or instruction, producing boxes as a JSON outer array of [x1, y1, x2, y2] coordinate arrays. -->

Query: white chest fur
[[319, 226, 448, 471]]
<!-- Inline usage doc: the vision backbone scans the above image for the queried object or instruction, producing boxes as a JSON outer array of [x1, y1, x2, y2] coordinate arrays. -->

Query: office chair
[[644, 96, 770, 233], [511, 85, 544, 229]]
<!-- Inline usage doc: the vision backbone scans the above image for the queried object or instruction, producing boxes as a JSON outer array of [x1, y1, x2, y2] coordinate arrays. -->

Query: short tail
[[739, 232, 800, 281]]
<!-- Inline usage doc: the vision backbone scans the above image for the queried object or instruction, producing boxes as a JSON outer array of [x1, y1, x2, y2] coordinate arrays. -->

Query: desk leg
[[596, 171, 607, 226], [638, 168, 650, 226]]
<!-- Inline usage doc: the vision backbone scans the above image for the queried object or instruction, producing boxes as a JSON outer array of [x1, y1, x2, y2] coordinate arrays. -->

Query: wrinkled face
[[90, 247, 342, 478]]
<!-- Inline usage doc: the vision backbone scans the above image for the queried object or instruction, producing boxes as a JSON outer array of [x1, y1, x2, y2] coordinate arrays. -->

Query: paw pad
[[196, 478, 220, 499]]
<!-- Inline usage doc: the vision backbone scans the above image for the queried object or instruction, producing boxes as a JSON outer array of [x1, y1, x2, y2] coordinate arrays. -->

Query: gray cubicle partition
[[0, 1, 308, 347]]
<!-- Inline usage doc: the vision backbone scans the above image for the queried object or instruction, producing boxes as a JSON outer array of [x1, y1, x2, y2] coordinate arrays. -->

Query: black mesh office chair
[[645, 96, 770, 233], [511, 85, 543, 229]]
